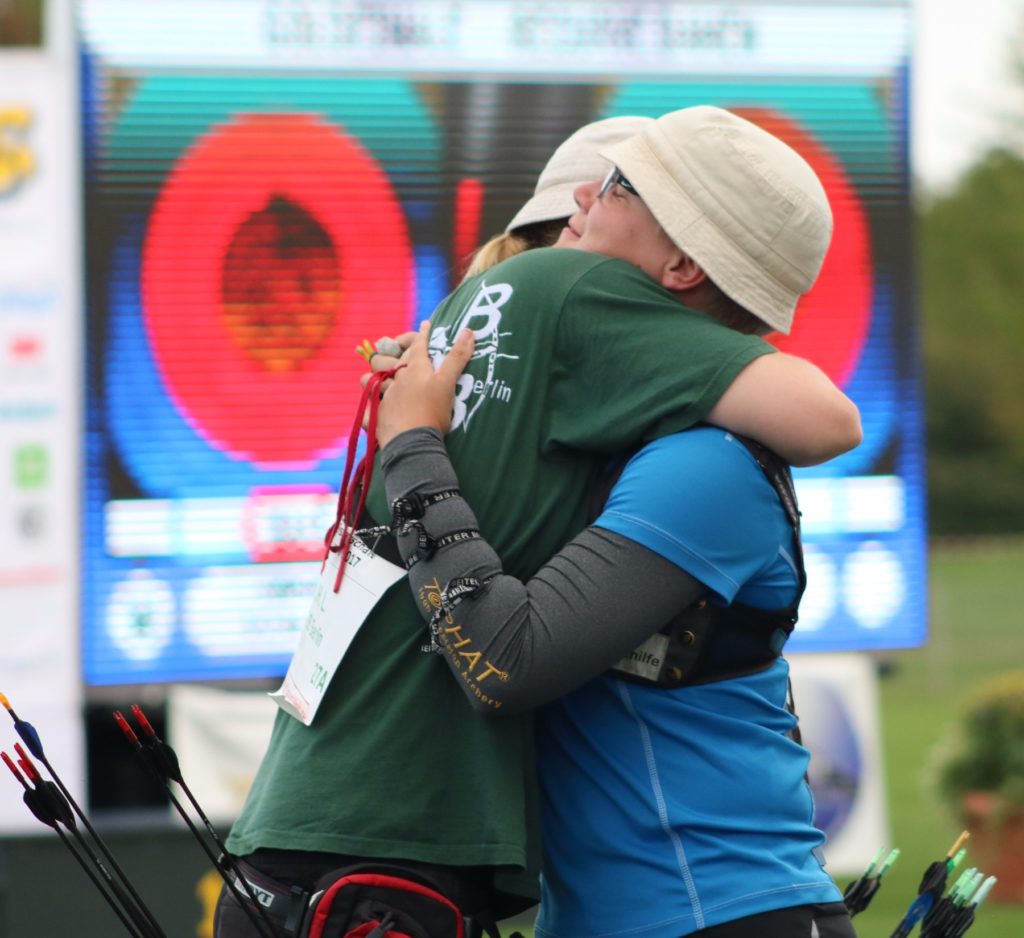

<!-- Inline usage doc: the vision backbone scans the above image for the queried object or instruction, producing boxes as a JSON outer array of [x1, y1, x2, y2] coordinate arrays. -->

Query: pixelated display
[[79, 0, 922, 686]]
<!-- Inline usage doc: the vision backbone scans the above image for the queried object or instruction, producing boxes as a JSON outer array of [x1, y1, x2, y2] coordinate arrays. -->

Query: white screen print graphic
[[429, 280, 519, 432]]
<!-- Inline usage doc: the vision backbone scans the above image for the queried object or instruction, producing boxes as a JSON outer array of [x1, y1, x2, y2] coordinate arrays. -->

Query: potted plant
[[934, 670, 1024, 903]]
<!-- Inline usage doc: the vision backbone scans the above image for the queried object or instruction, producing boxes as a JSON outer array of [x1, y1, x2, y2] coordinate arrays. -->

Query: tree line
[[919, 147, 1024, 535]]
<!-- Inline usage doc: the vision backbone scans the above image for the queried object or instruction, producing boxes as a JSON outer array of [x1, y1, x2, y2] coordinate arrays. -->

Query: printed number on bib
[[270, 529, 406, 725]]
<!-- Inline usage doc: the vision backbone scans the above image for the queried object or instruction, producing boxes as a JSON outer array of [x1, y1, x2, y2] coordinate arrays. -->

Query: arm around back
[[706, 352, 862, 467], [380, 428, 706, 716]]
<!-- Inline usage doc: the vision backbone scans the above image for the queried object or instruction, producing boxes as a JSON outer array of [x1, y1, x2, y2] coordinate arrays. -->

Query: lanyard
[[323, 365, 405, 592]]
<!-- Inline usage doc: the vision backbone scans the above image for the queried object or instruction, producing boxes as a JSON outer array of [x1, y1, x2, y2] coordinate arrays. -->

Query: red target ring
[[733, 108, 872, 387], [142, 113, 414, 467]]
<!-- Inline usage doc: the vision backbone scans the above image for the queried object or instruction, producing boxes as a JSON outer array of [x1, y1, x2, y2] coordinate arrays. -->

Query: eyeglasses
[[598, 167, 641, 200]]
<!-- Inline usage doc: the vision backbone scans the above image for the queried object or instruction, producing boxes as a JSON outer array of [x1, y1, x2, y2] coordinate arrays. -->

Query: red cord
[[323, 365, 405, 592]]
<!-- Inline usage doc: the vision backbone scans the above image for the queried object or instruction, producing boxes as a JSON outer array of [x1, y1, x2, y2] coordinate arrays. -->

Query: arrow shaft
[[55, 825, 147, 938], [123, 728, 278, 938], [36, 751, 166, 938]]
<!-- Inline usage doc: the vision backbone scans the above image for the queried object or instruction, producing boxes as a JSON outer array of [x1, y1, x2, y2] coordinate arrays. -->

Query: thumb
[[437, 328, 475, 381]]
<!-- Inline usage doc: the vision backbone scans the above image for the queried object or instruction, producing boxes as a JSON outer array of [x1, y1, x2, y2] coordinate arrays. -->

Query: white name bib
[[270, 532, 406, 725]]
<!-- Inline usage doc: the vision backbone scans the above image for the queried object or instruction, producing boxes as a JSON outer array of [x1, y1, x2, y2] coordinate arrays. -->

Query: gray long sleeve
[[380, 428, 706, 716]]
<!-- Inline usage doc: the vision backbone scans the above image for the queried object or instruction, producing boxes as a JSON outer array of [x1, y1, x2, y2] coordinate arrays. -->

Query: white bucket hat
[[505, 115, 655, 233], [600, 106, 833, 335]]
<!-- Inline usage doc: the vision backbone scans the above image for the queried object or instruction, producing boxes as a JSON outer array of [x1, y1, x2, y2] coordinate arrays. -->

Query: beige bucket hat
[[505, 115, 654, 233], [600, 105, 833, 334]]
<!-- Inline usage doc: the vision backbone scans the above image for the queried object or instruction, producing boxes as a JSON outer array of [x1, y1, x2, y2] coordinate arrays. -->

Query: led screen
[[79, 0, 922, 686]]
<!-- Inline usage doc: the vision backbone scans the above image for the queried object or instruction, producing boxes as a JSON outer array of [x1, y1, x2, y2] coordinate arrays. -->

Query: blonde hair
[[460, 218, 567, 281], [461, 231, 532, 280]]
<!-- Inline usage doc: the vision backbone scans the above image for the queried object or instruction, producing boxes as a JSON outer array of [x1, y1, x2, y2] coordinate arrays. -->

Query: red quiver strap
[[323, 365, 405, 593], [303, 871, 465, 938]]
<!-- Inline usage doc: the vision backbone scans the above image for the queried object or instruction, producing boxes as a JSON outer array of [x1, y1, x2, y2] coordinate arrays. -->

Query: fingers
[[398, 321, 430, 364], [369, 332, 416, 357], [359, 370, 394, 429], [395, 320, 439, 373], [360, 371, 395, 390], [360, 321, 472, 397], [435, 328, 475, 383], [387, 331, 418, 352], [370, 353, 401, 372], [357, 332, 415, 370]]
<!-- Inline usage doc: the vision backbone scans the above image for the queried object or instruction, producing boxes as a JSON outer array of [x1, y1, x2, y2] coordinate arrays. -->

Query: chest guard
[[608, 436, 805, 689]]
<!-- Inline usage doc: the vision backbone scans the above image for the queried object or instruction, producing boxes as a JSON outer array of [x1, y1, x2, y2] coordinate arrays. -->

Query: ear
[[660, 251, 707, 292]]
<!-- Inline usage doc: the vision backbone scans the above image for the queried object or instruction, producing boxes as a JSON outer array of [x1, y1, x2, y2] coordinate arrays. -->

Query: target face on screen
[[79, 0, 924, 686]]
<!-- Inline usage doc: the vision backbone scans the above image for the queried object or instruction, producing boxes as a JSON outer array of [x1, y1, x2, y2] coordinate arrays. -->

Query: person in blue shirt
[[370, 109, 858, 938], [375, 343, 855, 938]]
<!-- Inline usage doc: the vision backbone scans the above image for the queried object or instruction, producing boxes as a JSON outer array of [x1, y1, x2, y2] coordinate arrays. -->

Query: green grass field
[[850, 538, 1024, 938], [503, 538, 1024, 938]]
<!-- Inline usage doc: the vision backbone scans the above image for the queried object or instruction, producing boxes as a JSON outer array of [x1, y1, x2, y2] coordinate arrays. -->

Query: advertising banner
[[0, 0, 83, 832]]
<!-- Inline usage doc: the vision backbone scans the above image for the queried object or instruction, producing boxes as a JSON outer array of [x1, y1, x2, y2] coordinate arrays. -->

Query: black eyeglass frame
[[598, 167, 640, 199]]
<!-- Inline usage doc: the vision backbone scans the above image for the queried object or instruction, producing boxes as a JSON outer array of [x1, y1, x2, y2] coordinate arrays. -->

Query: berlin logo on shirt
[[430, 279, 519, 432]]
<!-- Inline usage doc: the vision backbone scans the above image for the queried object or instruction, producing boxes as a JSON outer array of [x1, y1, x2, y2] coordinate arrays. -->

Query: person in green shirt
[[216, 106, 859, 938]]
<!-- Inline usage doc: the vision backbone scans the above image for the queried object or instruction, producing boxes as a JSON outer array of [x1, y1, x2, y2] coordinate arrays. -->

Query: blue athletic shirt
[[534, 428, 842, 938]]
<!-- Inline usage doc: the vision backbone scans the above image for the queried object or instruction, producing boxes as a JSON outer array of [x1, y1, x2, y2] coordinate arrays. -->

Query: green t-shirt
[[226, 248, 772, 910]]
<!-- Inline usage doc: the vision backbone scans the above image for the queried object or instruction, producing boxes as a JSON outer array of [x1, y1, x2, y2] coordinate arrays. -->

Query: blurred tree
[[920, 147, 1024, 534]]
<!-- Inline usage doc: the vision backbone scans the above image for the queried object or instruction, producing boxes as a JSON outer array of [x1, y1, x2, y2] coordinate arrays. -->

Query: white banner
[[0, 0, 83, 833], [167, 684, 278, 824], [788, 652, 890, 874]]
